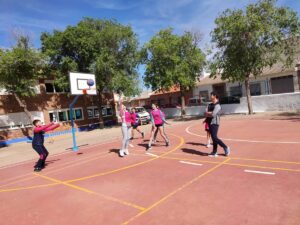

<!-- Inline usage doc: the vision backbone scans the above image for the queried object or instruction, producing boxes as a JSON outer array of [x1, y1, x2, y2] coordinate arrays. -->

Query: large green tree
[[210, 0, 300, 114], [0, 36, 45, 119], [41, 18, 140, 128], [142, 28, 205, 116]]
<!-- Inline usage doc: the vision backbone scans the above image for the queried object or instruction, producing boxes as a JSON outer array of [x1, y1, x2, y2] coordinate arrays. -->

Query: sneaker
[[141, 132, 145, 138], [119, 150, 125, 157], [34, 167, 42, 172], [124, 149, 129, 155], [166, 141, 170, 147], [146, 145, 152, 151], [206, 144, 212, 148], [208, 153, 218, 157], [225, 147, 231, 156], [130, 137, 134, 140]]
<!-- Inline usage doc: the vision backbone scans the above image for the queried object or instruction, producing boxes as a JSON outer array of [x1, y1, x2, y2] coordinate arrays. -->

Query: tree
[[210, 0, 300, 114], [142, 28, 205, 116], [41, 18, 140, 128], [0, 35, 45, 119]]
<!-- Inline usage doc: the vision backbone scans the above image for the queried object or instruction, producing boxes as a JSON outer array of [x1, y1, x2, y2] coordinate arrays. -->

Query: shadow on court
[[181, 148, 209, 156]]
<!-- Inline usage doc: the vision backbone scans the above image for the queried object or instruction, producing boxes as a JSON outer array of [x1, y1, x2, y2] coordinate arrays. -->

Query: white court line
[[244, 170, 275, 175], [129, 144, 134, 148], [185, 125, 300, 144], [146, 153, 159, 157], [180, 161, 203, 166]]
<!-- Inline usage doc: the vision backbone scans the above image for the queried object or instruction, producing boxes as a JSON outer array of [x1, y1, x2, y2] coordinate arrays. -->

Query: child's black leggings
[[33, 145, 49, 168]]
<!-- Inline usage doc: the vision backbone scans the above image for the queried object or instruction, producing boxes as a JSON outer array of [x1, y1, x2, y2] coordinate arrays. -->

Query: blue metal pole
[[69, 95, 80, 152]]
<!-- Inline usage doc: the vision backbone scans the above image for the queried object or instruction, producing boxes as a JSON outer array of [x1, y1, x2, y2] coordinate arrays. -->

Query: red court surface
[[1, 115, 300, 225]]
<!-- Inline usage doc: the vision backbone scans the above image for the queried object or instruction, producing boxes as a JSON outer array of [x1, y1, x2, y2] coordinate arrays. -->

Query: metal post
[[69, 95, 80, 152]]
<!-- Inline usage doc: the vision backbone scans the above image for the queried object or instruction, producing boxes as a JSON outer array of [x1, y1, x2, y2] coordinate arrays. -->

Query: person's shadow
[[186, 142, 207, 147], [181, 148, 209, 156]]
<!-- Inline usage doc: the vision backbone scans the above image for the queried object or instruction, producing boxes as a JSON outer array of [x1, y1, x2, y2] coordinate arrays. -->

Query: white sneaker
[[124, 149, 129, 155], [119, 150, 125, 157], [208, 153, 218, 157], [225, 147, 230, 156], [206, 144, 212, 148]]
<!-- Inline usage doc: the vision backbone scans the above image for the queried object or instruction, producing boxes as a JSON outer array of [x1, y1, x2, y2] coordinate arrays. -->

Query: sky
[[1, 0, 300, 89]]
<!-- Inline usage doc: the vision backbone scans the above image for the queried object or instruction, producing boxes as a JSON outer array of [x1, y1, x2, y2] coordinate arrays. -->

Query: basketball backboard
[[69, 72, 97, 95]]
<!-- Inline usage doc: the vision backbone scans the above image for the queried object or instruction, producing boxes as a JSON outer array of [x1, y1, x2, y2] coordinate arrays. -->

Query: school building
[[0, 79, 117, 146], [193, 59, 300, 103]]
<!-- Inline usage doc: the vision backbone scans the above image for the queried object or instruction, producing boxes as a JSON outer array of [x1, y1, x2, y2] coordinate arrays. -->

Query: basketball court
[[1, 112, 300, 225]]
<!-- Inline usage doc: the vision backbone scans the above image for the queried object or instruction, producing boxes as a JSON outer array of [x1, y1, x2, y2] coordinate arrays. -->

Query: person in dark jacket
[[32, 119, 60, 172], [205, 92, 230, 157]]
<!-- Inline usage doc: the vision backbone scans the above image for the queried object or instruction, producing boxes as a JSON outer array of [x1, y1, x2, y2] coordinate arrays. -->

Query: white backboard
[[69, 72, 97, 95]]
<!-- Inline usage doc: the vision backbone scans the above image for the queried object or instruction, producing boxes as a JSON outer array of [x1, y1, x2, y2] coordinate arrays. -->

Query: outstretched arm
[[34, 123, 54, 133], [44, 123, 60, 132]]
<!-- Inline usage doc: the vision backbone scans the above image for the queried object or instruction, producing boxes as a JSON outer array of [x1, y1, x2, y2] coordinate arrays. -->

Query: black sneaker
[[130, 137, 134, 140], [146, 145, 152, 151], [141, 132, 145, 138], [34, 167, 42, 172], [166, 141, 170, 147]]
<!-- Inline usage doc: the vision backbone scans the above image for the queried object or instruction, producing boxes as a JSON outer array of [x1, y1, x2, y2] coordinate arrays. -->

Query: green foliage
[[0, 36, 45, 97], [142, 28, 205, 91], [210, 0, 300, 82], [41, 18, 141, 96]]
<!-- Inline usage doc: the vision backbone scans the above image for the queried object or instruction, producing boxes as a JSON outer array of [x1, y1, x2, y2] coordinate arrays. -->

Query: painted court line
[[129, 144, 134, 147], [185, 125, 300, 144], [180, 161, 203, 166], [146, 153, 159, 157], [65, 134, 185, 183], [122, 158, 231, 225], [0, 139, 119, 170], [244, 170, 275, 175], [34, 173, 145, 211]]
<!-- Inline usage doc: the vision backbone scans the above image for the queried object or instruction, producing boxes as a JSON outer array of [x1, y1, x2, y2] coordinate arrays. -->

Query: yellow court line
[[0, 183, 60, 193], [122, 158, 231, 225], [148, 150, 300, 166], [229, 157, 300, 165], [34, 173, 145, 211], [0, 151, 111, 189], [65, 134, 185, 183], [143, 154, 300, 173]]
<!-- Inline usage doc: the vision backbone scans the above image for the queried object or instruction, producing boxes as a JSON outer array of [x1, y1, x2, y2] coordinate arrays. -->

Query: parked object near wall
[[162, 92, 300, 118]]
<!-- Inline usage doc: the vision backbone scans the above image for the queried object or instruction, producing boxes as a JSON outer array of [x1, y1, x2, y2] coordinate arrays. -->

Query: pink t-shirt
[[120, 109, 131, 124], [151, 109, 163, 125]]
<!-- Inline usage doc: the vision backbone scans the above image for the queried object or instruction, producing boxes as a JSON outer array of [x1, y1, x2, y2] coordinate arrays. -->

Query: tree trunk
[[180, 90, 186, 118], [245, 76, 254, 115], [13, 92, 32, 120], [97, 90, 105, 129]]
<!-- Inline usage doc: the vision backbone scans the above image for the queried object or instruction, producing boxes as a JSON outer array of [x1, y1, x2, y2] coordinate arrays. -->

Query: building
[[193, 59, 300, 102], [0, 79, 116, 145]]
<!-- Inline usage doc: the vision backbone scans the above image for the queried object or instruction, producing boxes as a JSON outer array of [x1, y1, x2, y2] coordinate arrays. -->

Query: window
[[102, 107, 107, 116], [87, 109, 94, 119], [230, 86, 242, 97], [45, 80, 69, 93], [94, 108, 99, 118], [75, 109, 83, 120], [49, 108, 83, 122], [45, 82, 54, 93], [86, 106, 113, 119], [58, 111, 68, 121], [270, 75, 294, 94], [106, 107, 113, 116], [250, 83, 261, 96], [199, 91, 209, 102]]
